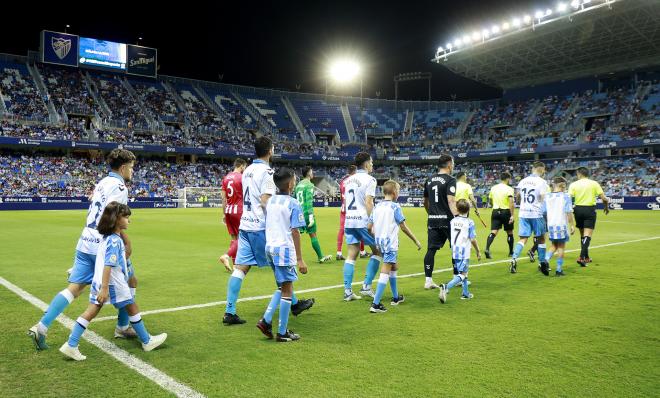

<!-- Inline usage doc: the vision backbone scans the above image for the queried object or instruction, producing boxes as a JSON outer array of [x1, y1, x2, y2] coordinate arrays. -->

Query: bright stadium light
[[535, 10, 544, 19], [512, 17, 521, 27], [545, 8, 553, 16], [482, 29, 490, 38], [328, 59, 360, 83], [502, 22, 510, 30], [472, 31, 481, 41], [454, 38, 463, 47], [557, 2, 568, 12], [463, 34, 471, 44], [491, 25, 500, 34], [446, 42, 453, 50]]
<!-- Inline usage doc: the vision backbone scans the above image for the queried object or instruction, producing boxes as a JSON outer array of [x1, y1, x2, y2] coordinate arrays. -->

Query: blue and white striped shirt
[[450, 216, 476, 260], [370, 200, 406, 253], [265, 194, 306, 266]]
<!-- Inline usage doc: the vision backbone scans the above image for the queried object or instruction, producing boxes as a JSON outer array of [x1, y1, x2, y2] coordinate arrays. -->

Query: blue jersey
[[542, 192, 573, 240], [90, 233, 131, 304], [370, 200, 406, 253], [265, 194, 306, 266], [450, 216, 476, 260]]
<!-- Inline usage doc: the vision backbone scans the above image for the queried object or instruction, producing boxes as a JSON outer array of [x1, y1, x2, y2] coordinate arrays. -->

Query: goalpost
[[176, 187, 223, 208]]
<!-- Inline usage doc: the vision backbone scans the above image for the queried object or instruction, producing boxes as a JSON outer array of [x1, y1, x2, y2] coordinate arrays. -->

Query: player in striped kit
[[368, 180, 421, 313], [219, 158, 247, 272], [336, 165, 367, 260], [542, 177, 575, 276], [28, 149, 137, 351], [439, 199, 481, 303]]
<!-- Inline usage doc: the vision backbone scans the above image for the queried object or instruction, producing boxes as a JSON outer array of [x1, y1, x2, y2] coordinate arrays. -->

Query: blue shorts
[[271, 264, 298, 284], [453, 259, 470, 273], [68, 250, 96, 284], [345, 228, 376, 246], [519, 218, 546, 237], [235, 230, 268, 267], [382, 251, 397, 264]]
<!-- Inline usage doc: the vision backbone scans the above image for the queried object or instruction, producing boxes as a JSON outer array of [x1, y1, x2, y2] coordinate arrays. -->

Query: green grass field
[[1, 207, 659, 397]]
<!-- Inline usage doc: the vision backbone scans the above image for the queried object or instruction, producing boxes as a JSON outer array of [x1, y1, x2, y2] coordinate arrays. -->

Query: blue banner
[[41, 30, 79, 67]]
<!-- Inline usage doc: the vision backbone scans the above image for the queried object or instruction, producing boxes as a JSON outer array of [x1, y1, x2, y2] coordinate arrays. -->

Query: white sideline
[[0, 276, 206, 398], [94, 236, 660, 322]]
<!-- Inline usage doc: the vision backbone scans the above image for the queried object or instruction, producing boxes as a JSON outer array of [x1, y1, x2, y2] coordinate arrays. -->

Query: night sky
[[1, 0, 541, 101]]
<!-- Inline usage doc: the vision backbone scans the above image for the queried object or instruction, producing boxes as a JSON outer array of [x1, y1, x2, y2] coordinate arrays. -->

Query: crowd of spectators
[[0, 66, 49, 120]]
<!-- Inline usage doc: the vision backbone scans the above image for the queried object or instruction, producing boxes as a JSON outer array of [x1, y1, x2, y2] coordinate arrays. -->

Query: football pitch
[[1, 207, 659, 397]]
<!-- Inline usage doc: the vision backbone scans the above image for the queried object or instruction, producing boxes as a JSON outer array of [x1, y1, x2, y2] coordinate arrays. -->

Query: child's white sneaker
[[59, 343, 86, 361], [142, 333, 167, 352]]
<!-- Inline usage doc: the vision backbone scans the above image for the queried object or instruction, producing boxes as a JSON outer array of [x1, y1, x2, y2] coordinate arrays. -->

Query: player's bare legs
[[219, 233, 238, 272]]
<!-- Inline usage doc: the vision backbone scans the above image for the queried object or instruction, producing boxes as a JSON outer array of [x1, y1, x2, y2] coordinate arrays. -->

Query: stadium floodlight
[[491, 25, 500, 34], [472, 31, 481, 41], [328, 59, 360, 83], [557, 2, 568, 12], [446, 42, 453, 50], [545, 8, 553, 16], [482, 29, 490, 38], [523, 14, 532, 24], [535, 10, 544, 19], [454, 38, 462, 47], [463, 34, 471, 44], [512, 17, 521, 27], [502, 22, 510, 30], [571, 0, 580, 8]]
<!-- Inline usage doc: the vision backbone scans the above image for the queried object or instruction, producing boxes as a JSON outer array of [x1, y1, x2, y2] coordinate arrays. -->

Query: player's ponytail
[[97, 202, 132, 236]]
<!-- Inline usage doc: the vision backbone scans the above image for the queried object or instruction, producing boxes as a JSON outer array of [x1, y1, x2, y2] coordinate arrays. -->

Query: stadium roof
[[432, 0, 660, 90]]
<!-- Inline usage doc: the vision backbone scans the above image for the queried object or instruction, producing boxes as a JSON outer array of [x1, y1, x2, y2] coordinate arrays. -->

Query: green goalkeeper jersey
[[294, 179, 315, 219]]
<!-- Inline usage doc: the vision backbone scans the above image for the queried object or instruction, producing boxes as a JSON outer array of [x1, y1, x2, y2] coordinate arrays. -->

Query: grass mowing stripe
[[92, 235, 660, 322], [0, 276, 206, 398]]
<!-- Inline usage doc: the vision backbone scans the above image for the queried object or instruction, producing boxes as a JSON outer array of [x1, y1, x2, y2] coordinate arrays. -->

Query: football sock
[[462, 278, 470, 296], [447, 275, 462, 290], [278, 297, 292, 335], [40, 289, 74, 329], [67, 317, 89, 348], [129, 314, 150, 344], [556, 257, 564, 273], [486, 233, 495, 251], [531, 237, 539, 253], [343, 260, 355, 292], [581, 236, 591, 258], [507, 234, 514, 254], [537, 244, 546, 263], [225, 269, 245, 315], [263, 289, 282, 324], [117, 307, 129, 330], [512, 242, 524, 259], [311, 237, 324, 259], [373, 273, 388, 305], [424, 249, 437, 278], [363, 256, 382, 287], [389, 270, 399, 299]]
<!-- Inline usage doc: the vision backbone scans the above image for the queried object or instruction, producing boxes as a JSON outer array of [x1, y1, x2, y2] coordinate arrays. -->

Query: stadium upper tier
[[0, 56, 659, 158]]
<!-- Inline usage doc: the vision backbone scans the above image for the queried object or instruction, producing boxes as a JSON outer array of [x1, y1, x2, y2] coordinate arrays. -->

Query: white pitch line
[[94, 236, 660, 322], [600, 221, 660, 226], [0, 276, 206, 398]]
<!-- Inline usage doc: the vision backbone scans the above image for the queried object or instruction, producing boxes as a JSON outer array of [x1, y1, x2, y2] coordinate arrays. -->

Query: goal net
[[176, 187, 223, 208]]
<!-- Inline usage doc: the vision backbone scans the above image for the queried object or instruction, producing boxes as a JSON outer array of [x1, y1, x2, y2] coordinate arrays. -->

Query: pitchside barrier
[[1, 196, 658, 211]]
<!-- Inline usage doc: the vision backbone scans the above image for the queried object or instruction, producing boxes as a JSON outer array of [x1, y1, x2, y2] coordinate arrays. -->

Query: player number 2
[[347, 189, 357, 210]]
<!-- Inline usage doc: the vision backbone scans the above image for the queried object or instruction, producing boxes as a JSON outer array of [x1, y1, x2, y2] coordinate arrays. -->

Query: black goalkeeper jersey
[[423, 173, 456, 228]]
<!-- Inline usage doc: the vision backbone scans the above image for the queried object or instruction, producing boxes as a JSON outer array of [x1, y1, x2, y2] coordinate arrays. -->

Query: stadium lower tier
[[1, 151, 657, 200]]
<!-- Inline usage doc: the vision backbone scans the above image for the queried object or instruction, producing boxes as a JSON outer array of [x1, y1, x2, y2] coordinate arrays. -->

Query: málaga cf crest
[[52, 37, 71, 60]]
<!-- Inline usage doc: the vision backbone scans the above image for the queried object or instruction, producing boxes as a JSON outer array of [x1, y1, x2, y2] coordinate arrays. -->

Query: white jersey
[[370, 200, 406, 253], [76, 172, 128, 255], [343, 169, 377, 229], [90, 233, 131, 304], [239, 159, 276, 231], [450, 216, 476, 260], [543, 192, 573, 240], [516, 174, 549, 219], [265, 195, 306, 266]]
